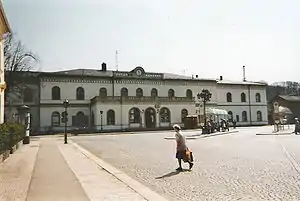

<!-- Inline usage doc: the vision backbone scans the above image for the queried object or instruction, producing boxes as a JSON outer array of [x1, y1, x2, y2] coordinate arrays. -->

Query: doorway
[[145, 108, 156, 128]]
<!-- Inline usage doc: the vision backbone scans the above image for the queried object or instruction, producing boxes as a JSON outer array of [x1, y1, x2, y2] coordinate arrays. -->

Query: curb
[[164, 130, 239, 140], [164, 136, 198, 140], [199, 130, 239, 138], [70, 140, 169, 201], [256, 133, 293, 135]]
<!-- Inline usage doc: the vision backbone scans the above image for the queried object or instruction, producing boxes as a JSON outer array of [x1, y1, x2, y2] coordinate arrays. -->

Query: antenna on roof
[[115, 50, 119, 71], [181, 69, 187, 76], [242, 65, 246, 82]]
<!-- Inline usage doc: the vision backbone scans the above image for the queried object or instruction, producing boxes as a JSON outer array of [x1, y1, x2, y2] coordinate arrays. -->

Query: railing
[[91, 96, 195, 103]]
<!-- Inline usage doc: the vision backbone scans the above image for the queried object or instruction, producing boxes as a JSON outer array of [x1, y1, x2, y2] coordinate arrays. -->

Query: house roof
[[217, 80, 267, 86], [38, 68, 266, 86], [54, 68, 113, 77], [277, 95, 300, 102], [42, 68, 216, 82]]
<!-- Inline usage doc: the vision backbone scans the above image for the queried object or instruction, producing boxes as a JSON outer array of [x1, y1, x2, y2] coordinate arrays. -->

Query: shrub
[[0, 123, 25, 154]]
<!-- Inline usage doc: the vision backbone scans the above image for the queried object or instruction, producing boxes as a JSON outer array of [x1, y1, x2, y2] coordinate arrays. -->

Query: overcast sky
[[3, 0, 300, 84]]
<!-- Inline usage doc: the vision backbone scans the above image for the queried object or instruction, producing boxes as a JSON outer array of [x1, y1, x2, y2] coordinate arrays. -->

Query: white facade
[[216, 82, 268, 125], [36, 66, 268, 133]]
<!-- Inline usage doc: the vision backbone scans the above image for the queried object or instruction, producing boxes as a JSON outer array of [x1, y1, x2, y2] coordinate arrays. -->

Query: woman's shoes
[[176, 167, 183, 171], [189, 162, 194, 170]]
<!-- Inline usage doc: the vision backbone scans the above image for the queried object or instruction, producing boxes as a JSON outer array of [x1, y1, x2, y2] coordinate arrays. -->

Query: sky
[[3, 0, 300, 84]]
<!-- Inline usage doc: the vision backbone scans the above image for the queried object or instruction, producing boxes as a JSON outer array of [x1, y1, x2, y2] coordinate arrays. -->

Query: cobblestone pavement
[[0, 140, 39, 201], [73, 126, 300, 201]]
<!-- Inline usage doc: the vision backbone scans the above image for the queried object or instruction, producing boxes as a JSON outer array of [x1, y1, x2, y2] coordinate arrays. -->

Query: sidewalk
[[26, 138, 90, 201], [0, 139, 39, 201], [0, 137, 166, 201]]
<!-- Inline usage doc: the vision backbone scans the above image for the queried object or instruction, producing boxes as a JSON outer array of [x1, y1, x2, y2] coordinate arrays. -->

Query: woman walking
[[173, 124, 194, 171]]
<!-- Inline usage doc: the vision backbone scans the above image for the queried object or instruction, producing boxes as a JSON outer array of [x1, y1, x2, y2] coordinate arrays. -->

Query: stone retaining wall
[[0, 140, 23, 163]]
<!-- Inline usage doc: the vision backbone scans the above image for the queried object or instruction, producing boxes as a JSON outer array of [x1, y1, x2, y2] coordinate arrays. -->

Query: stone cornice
[[0, 1, 10, 40], [40, 77, 112, 84]]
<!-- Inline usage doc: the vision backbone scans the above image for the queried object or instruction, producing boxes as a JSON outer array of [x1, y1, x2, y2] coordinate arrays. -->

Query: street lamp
[[100, 110, 103, 131], [197, 89, 212, 134], [63, 99, 70, 144]]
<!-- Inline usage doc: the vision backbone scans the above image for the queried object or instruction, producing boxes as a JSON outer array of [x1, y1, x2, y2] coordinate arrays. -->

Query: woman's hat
[[173, 124, 181, 130]]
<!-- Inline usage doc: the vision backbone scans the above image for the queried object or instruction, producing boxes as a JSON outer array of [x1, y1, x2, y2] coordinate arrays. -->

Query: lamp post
[[63, 99, 69, 144], [100, 110, 103, 131], [197, 89, 212, 134]]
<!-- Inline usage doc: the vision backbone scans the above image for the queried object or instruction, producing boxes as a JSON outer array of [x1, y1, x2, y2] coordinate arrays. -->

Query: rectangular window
[[236, 115, 240, 122]]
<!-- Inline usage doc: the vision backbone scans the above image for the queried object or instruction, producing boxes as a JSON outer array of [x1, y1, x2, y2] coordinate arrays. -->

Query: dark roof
[[277, 95, 300, 102], [217, 80, 267, 86], [37, 68, 265, 85], [41, 68, 216, 82], [53, 69, 113, 77]]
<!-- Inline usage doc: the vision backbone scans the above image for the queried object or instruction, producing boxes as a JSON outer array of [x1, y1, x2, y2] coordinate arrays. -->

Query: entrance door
[[145, 108, 156, 128]]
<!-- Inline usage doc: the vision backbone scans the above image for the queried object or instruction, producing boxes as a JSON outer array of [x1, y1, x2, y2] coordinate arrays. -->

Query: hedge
[[0, 123, 25, 154]]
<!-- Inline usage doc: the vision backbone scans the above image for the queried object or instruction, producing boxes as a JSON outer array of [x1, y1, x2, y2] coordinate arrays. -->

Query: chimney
[[195, 75, 198, 78], [101, 63, 107, 71], [220, 76, 223, 80], [242, 65, 246, 81]]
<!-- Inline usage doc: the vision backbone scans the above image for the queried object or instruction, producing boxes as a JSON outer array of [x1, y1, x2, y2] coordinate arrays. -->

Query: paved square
[[73, 126, 300, 201]]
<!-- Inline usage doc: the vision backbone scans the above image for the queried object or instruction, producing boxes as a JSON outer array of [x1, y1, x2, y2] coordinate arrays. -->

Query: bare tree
[[4, 33, 38, 98]]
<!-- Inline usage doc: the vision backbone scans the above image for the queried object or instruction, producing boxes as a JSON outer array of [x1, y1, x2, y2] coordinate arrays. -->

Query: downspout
[[248, 85, 252, 125], [112, 74, 115, 98], [89, 102, 91, 130]]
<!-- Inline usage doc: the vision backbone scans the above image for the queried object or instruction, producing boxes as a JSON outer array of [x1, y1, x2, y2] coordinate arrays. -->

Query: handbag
[[184, 148, 194, 163]]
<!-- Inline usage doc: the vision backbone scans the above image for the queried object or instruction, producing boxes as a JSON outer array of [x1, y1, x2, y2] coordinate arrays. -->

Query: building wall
[[38, 75, 269, 132], [113, 79, 218, 102], [216, 84, 268, 125], [0, 3, 10, 124], [40, 106, 90, 132], [92, 102, 195, 130], [40, 78, 113, 101]]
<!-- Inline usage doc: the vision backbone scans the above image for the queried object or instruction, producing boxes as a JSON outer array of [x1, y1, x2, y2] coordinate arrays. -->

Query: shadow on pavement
[[155, 169, 190, 179]]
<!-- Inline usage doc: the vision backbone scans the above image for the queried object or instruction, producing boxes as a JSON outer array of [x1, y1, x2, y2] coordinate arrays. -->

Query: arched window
[[241, 92, 246, 102], [226, 92, 232, 102], [160, 107, 170, 123], [99, 88, 107, 98], [151, 88, 158, 98], [76, 111, 86, 127], [23, 88, 33, 102], [51, 112, 60, 126], [228, 111, 233, 121], [242, 111, 247, 122], [121, 87, 128, 97], [107, 109, 115, 125], [257, 111, 262, 122], [129, 107, 140, 123], [76, 87, 85, 100], [256, 93, 261, 102], [181, 109, 188, 122], [186, 89, 193, 99], [168, 89, 175, 99], [136, 88, 143, 98], [52, 86, 61, 100]]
